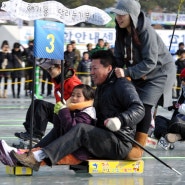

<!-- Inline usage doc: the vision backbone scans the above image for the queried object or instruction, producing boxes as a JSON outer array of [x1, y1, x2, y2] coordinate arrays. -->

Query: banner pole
[[61, 60, 64, 103], [29, 57, 36, 150]]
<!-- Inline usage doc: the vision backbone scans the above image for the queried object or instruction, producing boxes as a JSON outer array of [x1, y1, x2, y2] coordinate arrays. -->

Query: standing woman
[[11, 42, 26, 98], [112, 0, 176, 160], [0, 40, 12, 98]]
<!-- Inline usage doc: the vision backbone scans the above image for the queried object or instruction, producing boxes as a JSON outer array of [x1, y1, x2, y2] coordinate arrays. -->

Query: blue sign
[[34, 20, 64, 60]]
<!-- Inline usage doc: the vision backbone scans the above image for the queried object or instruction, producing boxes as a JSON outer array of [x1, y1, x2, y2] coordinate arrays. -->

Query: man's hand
[[115, 68, 125, 78], [54, 101, 66, 114], [104, 117, 121, 132]]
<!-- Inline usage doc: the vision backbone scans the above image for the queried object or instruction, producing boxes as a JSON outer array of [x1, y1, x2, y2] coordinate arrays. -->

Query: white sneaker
[[0, 140, 17, 166], [165, 133, 182, 143]]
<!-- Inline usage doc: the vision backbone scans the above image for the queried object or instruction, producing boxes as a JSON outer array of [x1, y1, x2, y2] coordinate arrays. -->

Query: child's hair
[[73, 84, 94, 100], [83, 51, 89, 56]]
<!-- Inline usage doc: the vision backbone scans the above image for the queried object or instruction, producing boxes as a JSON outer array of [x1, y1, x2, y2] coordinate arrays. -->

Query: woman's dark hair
[[91, 50, 116, 68], [13, 42, 20, 49], [73, 84, 95, 100], [115, 19, 141, 46], [1, 40, 9, 49]]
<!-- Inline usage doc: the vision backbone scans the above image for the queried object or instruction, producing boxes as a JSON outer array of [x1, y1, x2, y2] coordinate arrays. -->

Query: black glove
[[168, 106, 174, 111], [168, 101, 179, 111]]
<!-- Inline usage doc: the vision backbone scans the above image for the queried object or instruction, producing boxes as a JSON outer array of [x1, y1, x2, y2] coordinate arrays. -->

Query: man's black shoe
[[14, 132, 41, 144]]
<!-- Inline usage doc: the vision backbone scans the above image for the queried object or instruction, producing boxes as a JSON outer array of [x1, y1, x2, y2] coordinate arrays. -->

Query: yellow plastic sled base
[[6, 166, 33, 176], [70, 160, 144, 174], [6, 160, 144, 176]]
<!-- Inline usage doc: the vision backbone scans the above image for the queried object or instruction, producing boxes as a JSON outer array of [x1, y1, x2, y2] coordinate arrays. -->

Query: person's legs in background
[[46, 73, 52, 97], [17, 77, 21, 98], [11, 77, 16, 98], [3, 76, 8, 98], [14, 100, 54, 143]]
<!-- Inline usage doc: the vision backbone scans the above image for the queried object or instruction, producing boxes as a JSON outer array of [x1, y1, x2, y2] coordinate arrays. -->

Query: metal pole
[[117, 130, 182, 175], [29, 57, 36, 150], [60, 60, 64, 103]]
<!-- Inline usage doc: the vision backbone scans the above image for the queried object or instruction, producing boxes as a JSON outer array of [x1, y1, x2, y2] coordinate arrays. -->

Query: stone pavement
[[0, 97, 185, 185]]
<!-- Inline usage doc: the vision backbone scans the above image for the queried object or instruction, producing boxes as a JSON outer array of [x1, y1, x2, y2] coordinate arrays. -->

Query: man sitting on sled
[[0, 50, 145, 171]]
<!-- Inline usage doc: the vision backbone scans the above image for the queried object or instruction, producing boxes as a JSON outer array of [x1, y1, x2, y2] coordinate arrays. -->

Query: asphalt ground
[[0, 94, 185, 185]]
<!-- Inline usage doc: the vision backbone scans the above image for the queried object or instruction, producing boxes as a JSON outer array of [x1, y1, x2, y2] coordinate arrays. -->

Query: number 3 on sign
[[46, 34, 55, 53]]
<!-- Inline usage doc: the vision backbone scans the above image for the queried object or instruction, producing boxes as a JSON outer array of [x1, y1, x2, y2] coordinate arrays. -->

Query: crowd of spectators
[[0, 38, 113, 99]]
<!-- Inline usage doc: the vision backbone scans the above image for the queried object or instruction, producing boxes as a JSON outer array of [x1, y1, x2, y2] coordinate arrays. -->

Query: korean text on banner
[[34, 20, 64, 60]]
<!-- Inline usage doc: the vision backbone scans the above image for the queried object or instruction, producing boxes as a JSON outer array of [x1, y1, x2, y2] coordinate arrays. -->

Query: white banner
[[18, 26, 184, 53], [0, 11, 11, 20], [151, 12, 185, 25], [1, 0, 111, 25]]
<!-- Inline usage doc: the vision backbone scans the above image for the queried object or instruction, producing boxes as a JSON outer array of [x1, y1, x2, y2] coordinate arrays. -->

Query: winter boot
[[126, 132, 148, 161], [3, 90, 7, 98]]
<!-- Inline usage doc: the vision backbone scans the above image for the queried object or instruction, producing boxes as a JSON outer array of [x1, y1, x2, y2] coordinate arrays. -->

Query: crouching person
[[165, 68, 185, 143], [9, 50, 144, 171]]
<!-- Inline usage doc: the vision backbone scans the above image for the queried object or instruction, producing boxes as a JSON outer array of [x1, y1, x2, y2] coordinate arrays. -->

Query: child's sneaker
[[165, 133, 182, 143], [0, 140, 17, 166]]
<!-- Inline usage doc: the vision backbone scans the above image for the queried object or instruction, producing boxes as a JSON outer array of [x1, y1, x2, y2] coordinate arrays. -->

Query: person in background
[[86, 43, 93, 58], [175, 42, 185, 57], [14, 59, 81, 146], [0, 40, 12, 98], [77, 51, 91, 86], [86, 43, 93, 56], [165, 68, 185, 143], [40, 68, 52, 98], [64, 44, 76, 69], [90, 38, 107, 55], [112, 0, 176, 160], [175, 50, 185, 97], [104, 42, 110, 50], [70, 40, 81, 70], [11, 42, 26, 98], [24, 39, 34, 97], [10, 50, 144, 172]]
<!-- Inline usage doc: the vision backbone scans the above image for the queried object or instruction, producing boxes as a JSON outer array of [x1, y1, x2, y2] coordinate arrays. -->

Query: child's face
[[70, 88, 86, 103], [2, 44, 9, 53], [83, 53, 89, 60]]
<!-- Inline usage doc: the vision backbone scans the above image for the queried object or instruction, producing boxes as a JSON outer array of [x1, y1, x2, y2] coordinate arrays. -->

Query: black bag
[[154, 115, 170, 139]]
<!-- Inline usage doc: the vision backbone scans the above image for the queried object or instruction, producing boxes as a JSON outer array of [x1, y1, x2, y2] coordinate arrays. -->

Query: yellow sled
[[70, 159, 144, 174]]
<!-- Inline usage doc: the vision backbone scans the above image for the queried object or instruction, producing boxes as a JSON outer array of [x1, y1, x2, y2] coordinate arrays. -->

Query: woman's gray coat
[[114, 11, 176, 107]]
